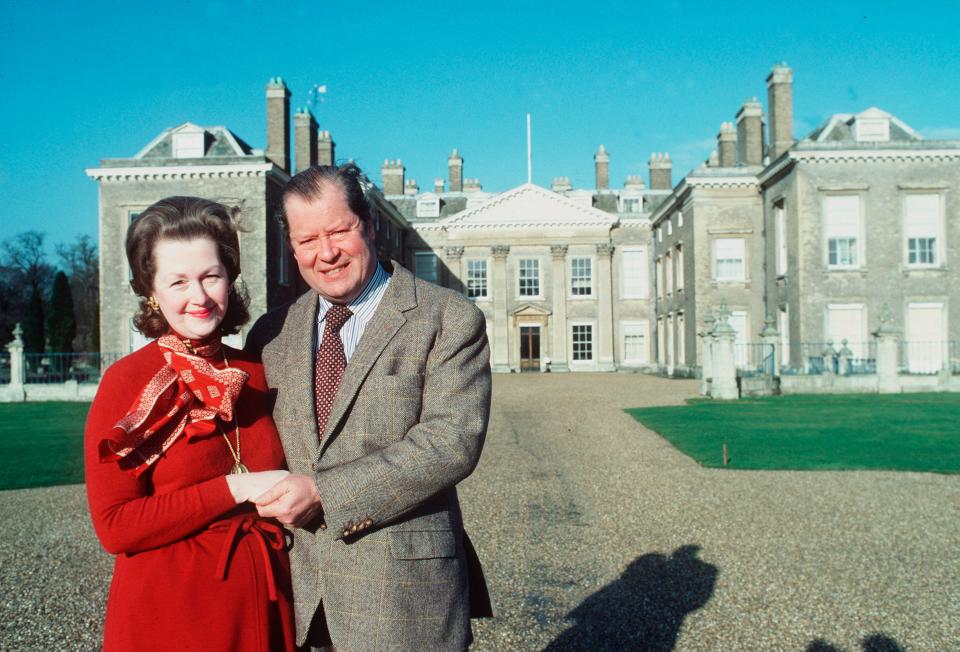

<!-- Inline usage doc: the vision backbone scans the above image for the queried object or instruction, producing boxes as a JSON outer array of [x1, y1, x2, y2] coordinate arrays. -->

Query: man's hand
[[253, 473, 323, 528]]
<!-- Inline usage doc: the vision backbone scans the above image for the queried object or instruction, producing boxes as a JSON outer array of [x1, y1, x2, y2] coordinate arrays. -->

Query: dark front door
[[519, 326, 541, 371]]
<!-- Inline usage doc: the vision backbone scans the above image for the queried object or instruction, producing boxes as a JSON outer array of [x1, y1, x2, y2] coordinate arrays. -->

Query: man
[[246, 163, 492, 650]]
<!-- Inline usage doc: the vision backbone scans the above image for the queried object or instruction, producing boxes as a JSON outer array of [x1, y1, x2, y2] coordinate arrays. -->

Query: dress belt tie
[[213, 515, 287, 601]]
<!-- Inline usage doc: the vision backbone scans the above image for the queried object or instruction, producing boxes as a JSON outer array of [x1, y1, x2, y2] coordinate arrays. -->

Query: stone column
[[549, 245, 569, 372], [874, 323, 901, 393], [596, 243, 616, 371], [711, 314, 739, 400], [491, 245, 511, 372], [699, 311, 716, 396], [5, 323, 26, 401], [444, 246, 464, 294], [760, 317, 780, 377]]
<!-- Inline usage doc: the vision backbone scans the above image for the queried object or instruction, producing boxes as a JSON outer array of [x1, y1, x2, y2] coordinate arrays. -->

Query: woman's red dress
[[85, 340, 298, 651]]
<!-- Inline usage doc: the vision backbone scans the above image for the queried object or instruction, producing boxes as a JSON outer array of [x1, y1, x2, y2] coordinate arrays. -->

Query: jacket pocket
[[388, 529, 456, 560]]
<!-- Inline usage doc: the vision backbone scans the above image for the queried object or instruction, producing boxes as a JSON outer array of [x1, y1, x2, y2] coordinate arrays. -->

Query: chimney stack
[[448, 149, 463, 192], [404, 179, 419, 196], [551, 176, 572, 192], [318, 130, 335, 166], [767, 63, 794, 161], [463, 178, 482, 192], [736, 98, 765, 166], [434, 178, 445, 194], [624, 175, 645, 190], [381, 159, 405, 195], [594, 145, 610, 190], [266, 77, 291, 172], [293, 108, 317, 173], [648, 153, 673, 190], [717, 122, 737, 167]]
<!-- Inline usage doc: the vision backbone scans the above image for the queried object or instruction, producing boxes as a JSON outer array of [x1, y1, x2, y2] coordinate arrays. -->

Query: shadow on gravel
[[807, 633, 905, 652], [544, 544, 716, 651]]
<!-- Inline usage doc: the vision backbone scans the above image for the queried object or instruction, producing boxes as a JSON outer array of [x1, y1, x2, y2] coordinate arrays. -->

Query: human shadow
[[807, 633, 906, 652], [545, 544, 717, 651]]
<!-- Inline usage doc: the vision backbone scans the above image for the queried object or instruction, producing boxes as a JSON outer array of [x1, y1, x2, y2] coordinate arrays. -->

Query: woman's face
[[151, 237, 230, 341]]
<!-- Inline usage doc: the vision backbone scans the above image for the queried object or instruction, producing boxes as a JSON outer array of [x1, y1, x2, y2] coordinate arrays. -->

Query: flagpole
[[526, 113, 532, 184]]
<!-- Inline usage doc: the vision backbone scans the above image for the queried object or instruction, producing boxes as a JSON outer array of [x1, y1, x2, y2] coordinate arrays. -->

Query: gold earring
[[147, 296, 160, 311]]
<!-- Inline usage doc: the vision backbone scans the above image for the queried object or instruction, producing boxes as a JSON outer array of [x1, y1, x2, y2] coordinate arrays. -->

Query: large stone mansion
[[87, 66, 960, 374]]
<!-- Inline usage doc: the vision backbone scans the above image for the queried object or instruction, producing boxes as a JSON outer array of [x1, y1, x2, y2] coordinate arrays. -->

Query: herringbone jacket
[[246, 262, 492, 650]]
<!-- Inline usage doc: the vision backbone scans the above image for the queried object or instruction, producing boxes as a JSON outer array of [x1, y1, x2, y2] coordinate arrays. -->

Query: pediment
[[512, 303, 552, 317], [441, 183, 618, 230]]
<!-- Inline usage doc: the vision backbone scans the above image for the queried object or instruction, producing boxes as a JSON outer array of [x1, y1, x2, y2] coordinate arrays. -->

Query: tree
[[23, 285, 46, 357], [47, 271, 77, 353], [57, 234, 99, 351], [0, 231, 54, 346]]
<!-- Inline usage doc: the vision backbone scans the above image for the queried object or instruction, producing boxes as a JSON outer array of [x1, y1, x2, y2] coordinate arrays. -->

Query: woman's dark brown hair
[[126, 196, 249, 338]]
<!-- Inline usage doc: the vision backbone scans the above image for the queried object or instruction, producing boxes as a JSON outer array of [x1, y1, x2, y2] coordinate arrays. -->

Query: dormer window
[[621, 197, 641, 213], [853, 116, 890, 142], [416, 194, 440, 218], [173, 130, 206, 157]]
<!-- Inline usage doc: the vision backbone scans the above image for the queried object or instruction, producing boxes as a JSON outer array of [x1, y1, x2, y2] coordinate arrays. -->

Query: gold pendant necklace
[[219, 349, 248, 474]]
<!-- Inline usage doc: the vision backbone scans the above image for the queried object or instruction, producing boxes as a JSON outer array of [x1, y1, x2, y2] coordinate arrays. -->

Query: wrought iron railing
[[21, 352, 123, 384], [734, 343, 775, 377]]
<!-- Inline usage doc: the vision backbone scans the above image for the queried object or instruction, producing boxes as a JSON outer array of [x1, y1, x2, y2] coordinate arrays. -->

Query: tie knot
[[325, 304, 353, 332]]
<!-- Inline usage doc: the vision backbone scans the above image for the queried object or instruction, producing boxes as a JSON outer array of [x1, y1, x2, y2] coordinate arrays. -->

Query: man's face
[[285, 182, 377, 304]]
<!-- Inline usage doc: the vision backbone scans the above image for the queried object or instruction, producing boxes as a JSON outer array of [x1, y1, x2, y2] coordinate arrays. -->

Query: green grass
[[626, 393, 960, 474], [0, 402, 90, 490]]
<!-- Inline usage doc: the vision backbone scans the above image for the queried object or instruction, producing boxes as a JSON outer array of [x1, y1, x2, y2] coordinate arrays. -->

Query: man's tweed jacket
[[246, 261, 492, 650]]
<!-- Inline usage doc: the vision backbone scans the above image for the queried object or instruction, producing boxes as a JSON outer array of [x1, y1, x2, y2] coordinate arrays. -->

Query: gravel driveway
[[2, 373, 958, 650]]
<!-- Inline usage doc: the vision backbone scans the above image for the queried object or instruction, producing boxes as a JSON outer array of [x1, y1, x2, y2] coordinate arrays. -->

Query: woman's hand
[[225, 470, 290, 503]]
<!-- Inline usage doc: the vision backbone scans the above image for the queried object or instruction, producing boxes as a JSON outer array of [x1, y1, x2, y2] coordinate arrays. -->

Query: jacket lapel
[[317, 263, 418, 459], [276, 291, 321, 454]]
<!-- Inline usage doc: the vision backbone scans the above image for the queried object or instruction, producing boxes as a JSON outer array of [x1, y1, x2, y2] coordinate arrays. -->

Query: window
[[677, 211, 684, 227], [655, 256, 664, 299], [853, 116, 890, 142], [518, 258, 540, 297], [172, 130, 205, 158], [675, 245, 684, 291], [416, 195, 440, 218], [729, 310, 748, 367], [657, 226, 663, 242], [713, 238, 745, 282], [664, 251, 673, 295], [622, 322, 648, 364], [904, 194, 941, 267], [826, 304, 866, 358], [906, 303, 945, 373], [824, 195, 861, 268], [778, 305, 790, 367], [414, 252, 438, 284], [676, 313, 685, 366], [621, 197, 640, 213], [667, 218, 673, 236], [622, 248, 648, 299], [657, 318, 665, 365], [572, 324, 593, 361], [466, 259, 488, 299], [570, 257, 592, 296], [775, 200, 787, 275]]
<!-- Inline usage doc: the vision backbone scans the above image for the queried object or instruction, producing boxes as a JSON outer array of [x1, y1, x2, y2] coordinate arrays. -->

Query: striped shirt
[[315, 262, 392, 362]]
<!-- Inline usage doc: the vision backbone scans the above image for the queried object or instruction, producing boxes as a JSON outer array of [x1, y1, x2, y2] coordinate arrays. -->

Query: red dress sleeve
[[84, 344, 237, 555]]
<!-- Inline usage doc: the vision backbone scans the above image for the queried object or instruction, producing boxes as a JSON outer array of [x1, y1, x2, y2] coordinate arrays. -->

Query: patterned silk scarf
[[99, 334, 249, 476]]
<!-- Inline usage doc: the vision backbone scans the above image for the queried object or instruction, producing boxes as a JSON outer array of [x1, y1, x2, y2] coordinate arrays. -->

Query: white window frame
[[621, 196, 641, 213], [517, 258, 541, 299], [905, 302, 947, 373], [655, 256, 664, 299], [570, 322, 595, 364], [664, 251, 673, 296], [414, 251, 438, 284], [570, 256, 593, 297], [656, 317, 665, 365], [823, 194, 863, 270], [778, 305, 790, 367], [729, 310, 749, 367], [775, 200, 787, 275], [416, 194, 441, 218], [676, 312, 685, 366], [466, 258, 489, 300], [172, 130, 205, 158], [667, 217, 673, 236], [621, 247, 649, 299], [674, 244, 684, 291], [621, 320, 649, 365], [713, 238, 746, 282], [677, 211, 684, 227], [903, 193, 943, 269]]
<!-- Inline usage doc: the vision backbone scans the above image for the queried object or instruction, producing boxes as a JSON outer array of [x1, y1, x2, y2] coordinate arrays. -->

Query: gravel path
[[2, 373, 958, 650]]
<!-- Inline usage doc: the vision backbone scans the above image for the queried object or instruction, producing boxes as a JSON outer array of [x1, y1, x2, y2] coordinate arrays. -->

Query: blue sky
[[1, 0, 959, 254]]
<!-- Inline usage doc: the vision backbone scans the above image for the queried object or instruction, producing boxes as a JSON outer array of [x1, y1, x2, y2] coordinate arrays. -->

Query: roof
[[803, 108, 921, 144], [129, 122, 260, 160]]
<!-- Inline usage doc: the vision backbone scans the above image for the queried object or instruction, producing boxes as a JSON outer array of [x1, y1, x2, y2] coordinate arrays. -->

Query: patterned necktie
[[314, 304, 353, 440]]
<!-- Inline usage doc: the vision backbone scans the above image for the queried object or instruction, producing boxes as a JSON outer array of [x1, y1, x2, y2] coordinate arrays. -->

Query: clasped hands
[[226, 471, 323, 528]]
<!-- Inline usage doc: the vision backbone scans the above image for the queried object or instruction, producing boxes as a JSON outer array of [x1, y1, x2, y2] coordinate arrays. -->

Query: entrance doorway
[[519, 325, 541, 372]]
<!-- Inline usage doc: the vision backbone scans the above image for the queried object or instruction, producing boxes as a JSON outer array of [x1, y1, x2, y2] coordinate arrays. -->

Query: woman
[[85, 197, 297, 651]]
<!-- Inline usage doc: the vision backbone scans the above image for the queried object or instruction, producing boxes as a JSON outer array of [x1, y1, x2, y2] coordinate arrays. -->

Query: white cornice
[[684, 176, 758, 189], [790, 148, 960, 164], [85, 163, 288, 182]]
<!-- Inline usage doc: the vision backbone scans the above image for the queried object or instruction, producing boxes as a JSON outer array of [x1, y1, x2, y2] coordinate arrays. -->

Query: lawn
[[0, 402, 90, 490], [626, 393, 960, 474]]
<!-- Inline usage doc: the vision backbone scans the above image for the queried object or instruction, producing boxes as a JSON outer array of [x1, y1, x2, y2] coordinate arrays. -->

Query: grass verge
[[0, 402, 90, 490]]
